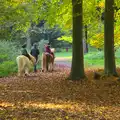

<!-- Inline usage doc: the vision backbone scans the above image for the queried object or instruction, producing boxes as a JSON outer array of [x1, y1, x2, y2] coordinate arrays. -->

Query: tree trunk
[[26, 29, 31, 52], [83, 25, 88, 53], [104, 0, 117, 76], [69, 0, 85, 80]]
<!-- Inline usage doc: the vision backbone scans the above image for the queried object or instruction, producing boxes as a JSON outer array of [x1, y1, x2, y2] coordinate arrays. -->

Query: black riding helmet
[[47, 42, 51, 47], [33, 43, 37, 48]]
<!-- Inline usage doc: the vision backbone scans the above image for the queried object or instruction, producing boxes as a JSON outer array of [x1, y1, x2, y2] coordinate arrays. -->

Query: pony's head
[[29, 54, 36, 64], [51, 48, 55, 53]]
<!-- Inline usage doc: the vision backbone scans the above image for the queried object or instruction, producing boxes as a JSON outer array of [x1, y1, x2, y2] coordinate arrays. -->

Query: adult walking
[[30, 43, 40, 72]]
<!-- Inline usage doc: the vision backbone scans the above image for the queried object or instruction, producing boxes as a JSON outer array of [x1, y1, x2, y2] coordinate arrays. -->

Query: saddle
[[45, 52, 54, 58], [23, 54, 35, 64], [23, 54, 31, 60]]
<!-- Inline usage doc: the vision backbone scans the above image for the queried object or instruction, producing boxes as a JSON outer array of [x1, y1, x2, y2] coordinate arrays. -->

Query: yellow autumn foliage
[[89, 33, 104, 49], [98, 0, 105, 8], [89, 25, 120, 49]]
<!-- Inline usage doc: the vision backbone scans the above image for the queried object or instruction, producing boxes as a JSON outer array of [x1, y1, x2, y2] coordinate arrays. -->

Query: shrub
[[0, 61, 17, 77], [0, 41, 20, 77], [84, 51, 104, 59], [0, 54, 8, 63]]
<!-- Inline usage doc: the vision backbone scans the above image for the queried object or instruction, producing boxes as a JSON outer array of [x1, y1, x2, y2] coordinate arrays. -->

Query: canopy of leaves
[[0, 0, 45, 33], [0, 0, 120, 49]]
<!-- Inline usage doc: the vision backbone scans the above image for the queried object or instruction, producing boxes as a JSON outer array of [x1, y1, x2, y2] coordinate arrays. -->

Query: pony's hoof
[[25, 73, 29, 76], [42, 69, 44, 72]]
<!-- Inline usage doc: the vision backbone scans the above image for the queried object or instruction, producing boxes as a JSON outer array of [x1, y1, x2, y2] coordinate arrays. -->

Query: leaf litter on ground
[[0, 67, 120, 120]]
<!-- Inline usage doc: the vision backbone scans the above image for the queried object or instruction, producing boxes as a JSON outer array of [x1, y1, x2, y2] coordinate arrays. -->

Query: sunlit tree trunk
[[104, 0, 117, 76], [26, 28, 32, 52], [26, 34, 31, 52], [69, 0, 85, 80]]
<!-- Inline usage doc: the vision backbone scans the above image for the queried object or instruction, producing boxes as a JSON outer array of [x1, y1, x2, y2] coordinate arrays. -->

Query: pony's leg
[[18, 64, 24, 76], [51, 63, 54, 71], [48, 63, 50, 72], [50, 63, 53, 72], [18, 68, 25, 77], [25, 67, 30, 76], [18, 67, 21, 76], [41, 54, 44, 72], [25, 61, 32, 76], [51, 59, 54, 71], [44, 55, 47, 72], [44, 61, 47, 72], [42, 53, 46, 72], [46, 61, 49, 72], [49, 59, 53, 72], [18, 70, 21, 76]]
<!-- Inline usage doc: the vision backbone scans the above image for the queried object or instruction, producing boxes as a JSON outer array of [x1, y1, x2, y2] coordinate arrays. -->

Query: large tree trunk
[[104, 0, 117, 76], [69, 0, 85, 80]]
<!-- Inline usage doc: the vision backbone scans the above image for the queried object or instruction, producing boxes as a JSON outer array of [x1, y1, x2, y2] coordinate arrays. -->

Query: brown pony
[[42, 48, 55, 72], [16, 54, 36, 76]]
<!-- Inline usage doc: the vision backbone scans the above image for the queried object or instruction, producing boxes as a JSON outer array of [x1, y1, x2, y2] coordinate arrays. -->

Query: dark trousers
[[34, 57, 38, 72]]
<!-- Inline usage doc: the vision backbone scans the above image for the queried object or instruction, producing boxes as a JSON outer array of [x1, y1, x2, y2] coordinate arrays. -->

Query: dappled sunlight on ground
[[0, 68, 120, 119]]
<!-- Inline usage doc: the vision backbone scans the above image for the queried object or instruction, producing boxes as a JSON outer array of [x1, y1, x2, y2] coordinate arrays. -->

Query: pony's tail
[[16, 56, 24, 76]]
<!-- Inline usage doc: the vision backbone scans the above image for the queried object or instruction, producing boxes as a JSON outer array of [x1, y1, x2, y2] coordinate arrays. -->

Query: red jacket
[[45, 45, 51, 53]]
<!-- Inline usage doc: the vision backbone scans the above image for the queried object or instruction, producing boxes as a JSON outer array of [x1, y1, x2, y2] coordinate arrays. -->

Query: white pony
[[16, 54, 36, 76]]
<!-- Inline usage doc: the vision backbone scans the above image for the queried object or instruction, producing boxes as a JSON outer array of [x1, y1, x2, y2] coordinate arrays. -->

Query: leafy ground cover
[[0, 67, 120, 120]]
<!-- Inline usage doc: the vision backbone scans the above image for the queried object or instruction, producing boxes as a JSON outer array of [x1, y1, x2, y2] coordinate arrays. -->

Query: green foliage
[[0, 41, 20, 60], [115, 48, 120, 58], [0, 0, 46, 40], [84, 51, 104, 67], [0, 61, 17, 77], [58, 36, 72, 43], [0, 41, 19, 77], [0, 54, 8, 63], [57, 19, 120, 49], [55, 51, 72, 57], [84, 51, 104, 59]]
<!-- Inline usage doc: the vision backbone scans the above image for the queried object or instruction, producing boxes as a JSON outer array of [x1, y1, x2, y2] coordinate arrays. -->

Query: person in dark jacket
[[21, 43, 31, 60], [30, 43, 40, 72]]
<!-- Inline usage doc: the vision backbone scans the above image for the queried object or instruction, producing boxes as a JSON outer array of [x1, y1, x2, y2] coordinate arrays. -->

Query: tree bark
[[104, 0, 117, 76], [26, 31, 31, 52], [83, 25, 88, 53], [69, 0, 85, 80]]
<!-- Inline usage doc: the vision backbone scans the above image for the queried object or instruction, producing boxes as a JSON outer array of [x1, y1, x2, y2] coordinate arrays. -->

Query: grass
[[55, 50, 120, 68], [55, 51, 72, 58]]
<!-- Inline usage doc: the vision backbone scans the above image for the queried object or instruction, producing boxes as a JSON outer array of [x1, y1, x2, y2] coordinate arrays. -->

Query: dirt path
[[55, 57, 71, 61], [54, 57, 71, 68]]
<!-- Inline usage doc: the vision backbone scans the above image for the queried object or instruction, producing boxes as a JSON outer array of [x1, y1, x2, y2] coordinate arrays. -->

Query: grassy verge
[[55, 50, 120, 68], [55, 52, 72, 58]]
